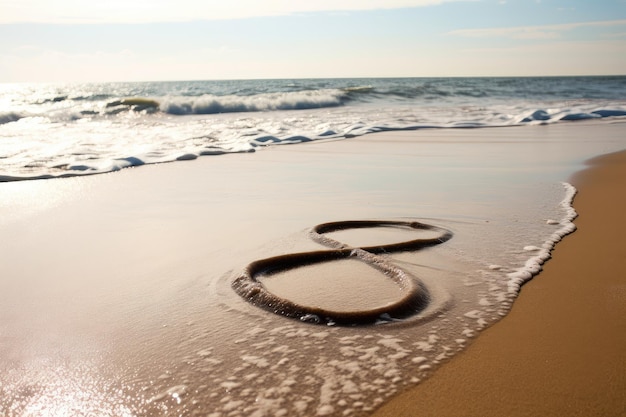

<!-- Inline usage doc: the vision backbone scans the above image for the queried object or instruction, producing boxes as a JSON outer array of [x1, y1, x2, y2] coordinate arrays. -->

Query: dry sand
[[372, 150, 626, 417]]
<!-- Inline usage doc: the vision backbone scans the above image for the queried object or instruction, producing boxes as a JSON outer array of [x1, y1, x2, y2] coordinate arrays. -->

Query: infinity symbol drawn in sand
[[232, 220, 453, 325]]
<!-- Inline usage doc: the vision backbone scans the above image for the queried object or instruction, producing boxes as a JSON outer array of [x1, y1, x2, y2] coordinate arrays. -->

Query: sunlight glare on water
[[2, 363, 138, 417]]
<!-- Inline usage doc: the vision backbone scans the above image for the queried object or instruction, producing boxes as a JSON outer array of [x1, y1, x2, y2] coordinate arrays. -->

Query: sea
[[1, 76, 626, 417], [1, 76, 626, 181]]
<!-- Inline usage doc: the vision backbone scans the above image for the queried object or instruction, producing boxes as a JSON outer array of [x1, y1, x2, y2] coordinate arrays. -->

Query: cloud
[[449, 19, 626, 40], [0, 0, 469, 24]]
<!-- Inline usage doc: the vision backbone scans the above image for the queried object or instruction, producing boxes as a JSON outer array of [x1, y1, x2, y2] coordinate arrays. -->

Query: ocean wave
[[105, 98, 161, 113], [33, 93, 114, 106], [37, 96, 68, 104], [161, 90, 348, 115], [560, 109, 626, 121], [2, 105, 624, 182], [2, 76, 625, 182], [342, 86, 375, 95], [516, 107, 626, 124], [360, 84, 490, 101], [72, 93, 116, 102], [0, 112, 25, 125]]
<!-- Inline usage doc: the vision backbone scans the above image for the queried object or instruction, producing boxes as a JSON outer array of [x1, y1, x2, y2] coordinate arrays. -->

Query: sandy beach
[[2, 1, 625, 413], [0, 121, 625, 416], [373, 149, 626, 417]]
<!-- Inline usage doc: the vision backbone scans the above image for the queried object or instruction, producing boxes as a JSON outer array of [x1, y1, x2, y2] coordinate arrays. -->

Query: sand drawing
[[232, 220, 453, 325]]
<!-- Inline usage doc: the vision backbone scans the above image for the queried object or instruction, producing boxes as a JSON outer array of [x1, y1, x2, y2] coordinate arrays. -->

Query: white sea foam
[[160, 90, 347, 115], [506, 182, 577, 294], [1, 78, 625, 181]]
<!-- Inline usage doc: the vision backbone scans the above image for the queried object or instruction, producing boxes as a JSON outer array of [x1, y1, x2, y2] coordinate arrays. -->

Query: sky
[[1, 0, 625, 82]]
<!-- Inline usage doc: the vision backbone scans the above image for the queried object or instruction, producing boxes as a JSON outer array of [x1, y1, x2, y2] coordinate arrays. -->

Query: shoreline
[[372, 149, 626, 417], [1, 123, 625, 416]]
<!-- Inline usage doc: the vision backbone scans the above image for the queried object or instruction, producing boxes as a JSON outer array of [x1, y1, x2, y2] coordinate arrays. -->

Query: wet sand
[[1, 122, 625, 416], [372, 150, 626, 417]]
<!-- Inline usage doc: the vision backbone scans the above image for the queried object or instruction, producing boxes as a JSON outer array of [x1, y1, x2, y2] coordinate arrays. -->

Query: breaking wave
[[1, 76, 626, 181], [160, 90, 348, 115]]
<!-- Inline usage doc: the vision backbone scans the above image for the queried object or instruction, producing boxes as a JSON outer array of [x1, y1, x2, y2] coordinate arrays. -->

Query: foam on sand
[[506, 183, 577, 295]]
